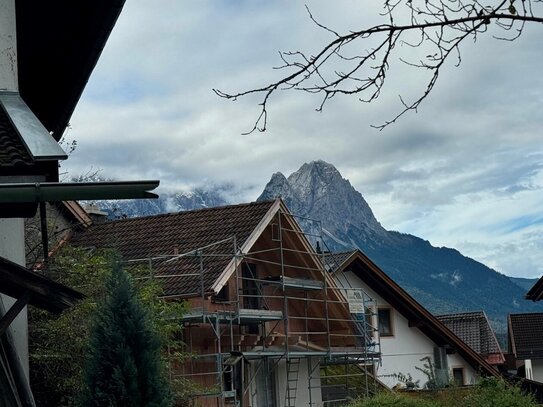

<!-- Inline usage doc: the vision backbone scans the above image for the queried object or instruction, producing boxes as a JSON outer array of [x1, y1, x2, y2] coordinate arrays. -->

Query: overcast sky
[[63, 1, 543, 279]]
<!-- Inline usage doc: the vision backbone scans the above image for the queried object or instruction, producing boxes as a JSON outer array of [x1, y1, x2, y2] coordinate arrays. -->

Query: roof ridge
[[325, 250, 358, 256], [509, 312, 543, 317], [91, 199, 277, 225], [437, 311, 485, 318]]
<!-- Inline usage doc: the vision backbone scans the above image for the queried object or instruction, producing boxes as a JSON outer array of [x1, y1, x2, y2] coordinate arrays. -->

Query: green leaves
[[81, 263, 172, 407], [28, 246, 189, 406]]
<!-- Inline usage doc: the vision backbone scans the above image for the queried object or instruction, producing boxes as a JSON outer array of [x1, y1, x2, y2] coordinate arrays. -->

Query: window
[[378, 308, 393, 337], [242, 263, 260, 334], [452, 368, 464, 386], [214, 283, 229, 302], [256, 359, 276, 407], [242, 263, 260, 309]]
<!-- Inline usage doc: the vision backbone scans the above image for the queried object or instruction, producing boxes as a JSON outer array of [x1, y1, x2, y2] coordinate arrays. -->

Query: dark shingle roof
[[509, 313, 543, 359], [0, 106, 32, 167], [437, 311, 503, 358], [70, 200, 276, 297]]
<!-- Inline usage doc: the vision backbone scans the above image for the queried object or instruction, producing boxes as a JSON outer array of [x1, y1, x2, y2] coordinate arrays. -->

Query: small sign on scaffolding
[[347, 290, 365, 313]]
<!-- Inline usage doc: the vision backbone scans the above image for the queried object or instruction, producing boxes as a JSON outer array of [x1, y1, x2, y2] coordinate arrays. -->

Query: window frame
[[377, 307, 394, 338], [452, 367, 465, 386]]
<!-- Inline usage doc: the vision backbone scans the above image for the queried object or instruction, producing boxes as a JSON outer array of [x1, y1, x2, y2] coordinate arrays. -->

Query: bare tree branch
[[214, 1, 543, 133]]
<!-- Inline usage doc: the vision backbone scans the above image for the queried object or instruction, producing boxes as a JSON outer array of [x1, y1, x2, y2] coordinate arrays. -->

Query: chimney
[[0, 0, 18, 92], [84, 203, 108, 224]]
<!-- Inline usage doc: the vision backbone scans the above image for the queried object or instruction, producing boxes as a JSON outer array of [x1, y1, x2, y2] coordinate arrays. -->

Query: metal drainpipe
[[278, 212, 289, 362]]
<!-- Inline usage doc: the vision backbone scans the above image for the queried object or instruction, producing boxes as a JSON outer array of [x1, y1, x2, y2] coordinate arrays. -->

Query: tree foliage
[[28, 246, 188, 406], [215, 1, 543, 132], [80, 262, 171, 406], [345, 378, 538, 407]]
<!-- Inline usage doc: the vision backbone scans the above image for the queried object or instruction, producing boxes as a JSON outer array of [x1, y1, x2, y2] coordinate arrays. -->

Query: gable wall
[[179, 216, 350, 405], [335, 269, 478, 388]]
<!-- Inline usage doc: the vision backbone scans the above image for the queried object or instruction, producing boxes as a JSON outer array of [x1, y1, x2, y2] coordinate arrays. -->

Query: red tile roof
[[509, 313, 543, 360], [437, 311, 504, 364], [70, 200, 277, 297]]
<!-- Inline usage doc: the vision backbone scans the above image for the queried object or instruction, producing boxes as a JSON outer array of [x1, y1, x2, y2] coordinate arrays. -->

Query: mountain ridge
[[93, 160, 537, 330], [257, 160, 538, 330]]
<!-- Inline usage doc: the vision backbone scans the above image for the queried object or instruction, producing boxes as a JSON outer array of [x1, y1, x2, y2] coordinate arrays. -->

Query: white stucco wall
[[335, 270, 478, 389], [249, 357, 323, 407], [0, 218, 29, 377], [0, 0, 18, 91], [0, 0, 29, 380], [530, 359, 543, 383]]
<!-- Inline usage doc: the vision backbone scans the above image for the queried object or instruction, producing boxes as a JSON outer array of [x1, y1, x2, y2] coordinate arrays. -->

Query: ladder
[[285, 358, 301, 407]]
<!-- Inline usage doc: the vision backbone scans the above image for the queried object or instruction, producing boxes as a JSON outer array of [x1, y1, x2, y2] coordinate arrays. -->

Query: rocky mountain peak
[[259, 172, 291, 201], [258, 160, 386, 244]]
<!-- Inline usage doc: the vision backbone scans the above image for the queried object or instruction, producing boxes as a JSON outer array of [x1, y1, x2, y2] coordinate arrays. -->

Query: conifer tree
[[81, 262, 171, 407]]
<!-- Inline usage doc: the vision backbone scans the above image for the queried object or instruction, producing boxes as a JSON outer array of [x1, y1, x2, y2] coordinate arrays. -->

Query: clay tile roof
[[0, 107, 33, 168], [70, 200, 276, 297], [509, 313, 543, 360], [324, 250, 357, 272], [437, 311, 504, 363]]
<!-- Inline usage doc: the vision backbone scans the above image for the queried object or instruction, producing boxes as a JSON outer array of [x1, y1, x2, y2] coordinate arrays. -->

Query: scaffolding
[[127, 209, 381, 407]]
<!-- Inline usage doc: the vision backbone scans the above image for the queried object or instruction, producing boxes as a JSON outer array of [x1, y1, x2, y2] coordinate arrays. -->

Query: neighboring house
[[25, 201, 93, 268], [325, 250, 499, 389], [70, 199, 381, 407], [508, 313, 543, 382], [526, 277, 543, 301], [436, 311, 505, 367], [1, 1, 135, 405]]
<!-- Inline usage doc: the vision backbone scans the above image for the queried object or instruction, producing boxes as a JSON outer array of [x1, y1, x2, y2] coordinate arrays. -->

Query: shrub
[[345, 378, 538, 407], [461, 377, 537, 407], [347, 392, 440, 407]]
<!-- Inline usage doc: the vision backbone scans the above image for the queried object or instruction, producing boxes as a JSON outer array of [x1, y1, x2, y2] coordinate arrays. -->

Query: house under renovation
[[71, 199, 383, 407]]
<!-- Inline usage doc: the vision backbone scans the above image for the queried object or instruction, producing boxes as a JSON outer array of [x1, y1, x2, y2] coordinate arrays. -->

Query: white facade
[[0, 219, 28, 377], [0, 0, 18, 92], [249, 357, 323, 407], [0, 0, 29, 378], [526, 359, 543, 383], [336, 270, 478, 389]]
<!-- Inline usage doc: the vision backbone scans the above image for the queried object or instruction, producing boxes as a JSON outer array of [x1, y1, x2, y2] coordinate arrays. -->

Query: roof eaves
[[0, 255, 84, 313], [325, 250, 359, 274], [210, 199, 281, 294], [348, 250, 499, 377], [526, 276, 543, 301], [60, 201, 93, 228]]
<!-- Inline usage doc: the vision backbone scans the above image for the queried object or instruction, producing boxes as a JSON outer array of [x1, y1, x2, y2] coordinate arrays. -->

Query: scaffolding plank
[[264, 275, 324, 291], [238, 308, 283, 323]]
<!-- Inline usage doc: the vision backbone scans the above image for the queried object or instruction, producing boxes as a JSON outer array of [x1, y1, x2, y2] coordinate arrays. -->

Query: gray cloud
[[62, 0, 543, 278]]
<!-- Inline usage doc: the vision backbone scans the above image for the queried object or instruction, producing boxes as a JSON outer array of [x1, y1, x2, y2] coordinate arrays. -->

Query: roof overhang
[[0, 92, 67, 161], [333, 250, 500, 378], [16, 0, 126, 140], [0, 181, 159, 218], [0, 255, 84, 314], [526, 276, 543, 301]]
